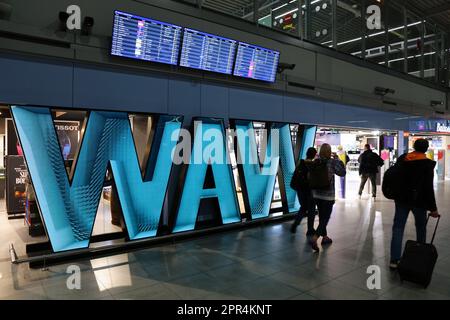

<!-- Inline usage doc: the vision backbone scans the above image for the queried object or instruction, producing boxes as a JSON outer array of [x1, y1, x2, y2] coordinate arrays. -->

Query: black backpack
[[307, 159, 331, 190], [290, 161, 302, 191], [290, 160, 309, 191], [382, 159, 412, 200], [382, 163, 404, 200]]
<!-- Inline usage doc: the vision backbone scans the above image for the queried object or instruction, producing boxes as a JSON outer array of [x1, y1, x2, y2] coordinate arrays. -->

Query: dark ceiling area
[[196, 0, 450, 81], [200, 0, 450, 34], [405, 0, 450, 32]]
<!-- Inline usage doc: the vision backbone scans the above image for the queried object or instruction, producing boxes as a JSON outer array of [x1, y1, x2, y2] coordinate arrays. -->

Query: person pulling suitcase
[[383, 139, 440, 271], [397, 214, 440, 288]]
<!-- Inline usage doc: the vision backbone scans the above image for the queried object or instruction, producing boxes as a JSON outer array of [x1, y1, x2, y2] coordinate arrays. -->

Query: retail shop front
[[408, 119, 450, 181], [315, 127, 398, 199]]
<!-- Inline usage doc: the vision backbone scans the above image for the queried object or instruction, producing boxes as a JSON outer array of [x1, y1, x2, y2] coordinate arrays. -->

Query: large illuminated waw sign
[[12, 106, 315, 252]]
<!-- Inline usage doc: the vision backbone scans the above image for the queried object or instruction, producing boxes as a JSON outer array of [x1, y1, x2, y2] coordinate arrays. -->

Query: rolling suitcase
[[398, 215, 440, 288]]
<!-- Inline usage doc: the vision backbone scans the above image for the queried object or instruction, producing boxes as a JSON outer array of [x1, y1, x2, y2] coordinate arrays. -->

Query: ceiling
[[200, 0, 450, 33], [198, 0, 449, 70], [405, 0, 450, 31]]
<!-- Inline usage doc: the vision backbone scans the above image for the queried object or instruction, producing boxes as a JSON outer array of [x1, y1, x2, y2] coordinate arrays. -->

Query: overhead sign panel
[[111, 10, 182, 66], [180, 28, 237, 75], [233, 42, 280, 82]]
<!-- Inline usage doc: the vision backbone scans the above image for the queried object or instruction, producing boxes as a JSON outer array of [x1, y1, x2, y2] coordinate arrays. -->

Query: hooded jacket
[[395, 151, 437, 211]]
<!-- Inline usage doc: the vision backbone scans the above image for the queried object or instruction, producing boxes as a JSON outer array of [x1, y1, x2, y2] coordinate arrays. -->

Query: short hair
[[306, 147, 317, 160], [319, 143, 332, 159], [413, 139, 429, 153], [364, 144, 371, 150]]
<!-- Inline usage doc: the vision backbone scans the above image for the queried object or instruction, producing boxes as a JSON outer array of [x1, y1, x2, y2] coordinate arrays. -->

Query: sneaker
[[321, 236, 333, 246], [389, 260, 399, 270]]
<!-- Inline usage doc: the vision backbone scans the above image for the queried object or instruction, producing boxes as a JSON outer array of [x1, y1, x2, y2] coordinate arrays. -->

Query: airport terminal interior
[[1, 0, 450, 301]]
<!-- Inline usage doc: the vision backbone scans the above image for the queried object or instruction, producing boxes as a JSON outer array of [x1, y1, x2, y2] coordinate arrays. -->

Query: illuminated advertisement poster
[[54, 120, 80, 161], [5, 155, 27, 214]]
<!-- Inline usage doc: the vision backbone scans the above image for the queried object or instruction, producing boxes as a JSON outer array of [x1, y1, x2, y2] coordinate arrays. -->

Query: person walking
[[290, 147, 317, 237], [389, 139, 440, 269], [358, 144, 384, 199], [310, 144, 346, 252], [336, 145, 350, 198]]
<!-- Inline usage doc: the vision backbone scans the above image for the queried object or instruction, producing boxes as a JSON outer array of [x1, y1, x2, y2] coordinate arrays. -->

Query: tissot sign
[[11, 106, 315, 252]]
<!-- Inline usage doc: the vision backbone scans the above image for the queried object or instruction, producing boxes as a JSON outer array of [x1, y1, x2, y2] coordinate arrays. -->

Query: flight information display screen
[[233, 42, 280, 82], [180, 28, 237, 75], [111, 11, 182, 65]]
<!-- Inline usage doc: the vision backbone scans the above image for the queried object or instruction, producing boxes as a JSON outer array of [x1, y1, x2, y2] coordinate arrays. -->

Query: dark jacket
[[358, 150, 384, 175], [395, 152, 437, 211], [294, 159, 312, 193], [295, 159, 314, 205], [311, 158, 346, 201]]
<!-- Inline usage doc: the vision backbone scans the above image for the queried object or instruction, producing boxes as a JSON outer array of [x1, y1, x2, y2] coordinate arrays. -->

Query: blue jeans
[[390, 201, 427, 261]]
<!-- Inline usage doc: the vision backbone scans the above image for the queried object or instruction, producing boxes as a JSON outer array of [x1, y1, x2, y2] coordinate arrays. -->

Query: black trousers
[[293, 190, 316, 234], [314, 199, 335, 237], [359, 173, 377, 197]]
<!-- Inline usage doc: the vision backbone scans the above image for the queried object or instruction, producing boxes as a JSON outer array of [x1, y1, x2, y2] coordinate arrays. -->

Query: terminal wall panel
[[323, 103, 385, 130], [200, 83, 229, 119], [168, 79, 201, 120], [282, 96, 325, 125], [0, 54, 72, 107], [322, 103, 411, 131], [317, 55, 446, 108], [73, 65, 169, 113], [229, 88, 283, 121]]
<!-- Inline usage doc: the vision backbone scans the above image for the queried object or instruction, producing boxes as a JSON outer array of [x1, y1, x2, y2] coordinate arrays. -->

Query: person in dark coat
[[358, 144, 384, 199], [290, 147, 317, 237], [389, 139, 440, 269]]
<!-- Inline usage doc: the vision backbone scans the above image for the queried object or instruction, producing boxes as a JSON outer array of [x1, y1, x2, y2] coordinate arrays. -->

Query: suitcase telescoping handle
[[426, 214, 441, 245]]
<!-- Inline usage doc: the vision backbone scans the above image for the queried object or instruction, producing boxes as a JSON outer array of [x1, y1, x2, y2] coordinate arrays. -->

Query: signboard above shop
[[409, 119, 450, 133], [436, 122, 450, 133]]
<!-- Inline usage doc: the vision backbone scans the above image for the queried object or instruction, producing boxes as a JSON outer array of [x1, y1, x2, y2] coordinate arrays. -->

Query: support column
[[332, 0, 337, 49], [397, 131, 409, 158], [403, 6, 408, 73]]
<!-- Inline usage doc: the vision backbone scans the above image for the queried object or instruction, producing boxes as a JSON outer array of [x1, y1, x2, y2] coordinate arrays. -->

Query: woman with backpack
[[310, 143, 346, 252], [290, 147, 318, 237]]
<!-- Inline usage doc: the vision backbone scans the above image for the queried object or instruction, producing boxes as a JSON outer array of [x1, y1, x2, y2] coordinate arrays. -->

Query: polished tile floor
[[0, 181, 450, 300]]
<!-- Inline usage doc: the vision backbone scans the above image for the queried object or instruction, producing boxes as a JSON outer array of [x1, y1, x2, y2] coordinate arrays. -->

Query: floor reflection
[[91, 254, 132, 291]]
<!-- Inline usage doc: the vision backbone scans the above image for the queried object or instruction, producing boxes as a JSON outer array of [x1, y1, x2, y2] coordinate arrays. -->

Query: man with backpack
[[290, 147, 318, 236], [358, 144, 384, 199], [386, 139, 440, 269]]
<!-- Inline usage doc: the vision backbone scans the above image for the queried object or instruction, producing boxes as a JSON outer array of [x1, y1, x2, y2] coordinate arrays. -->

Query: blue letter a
[[173, 119, 241, 232], [11, 106, 181, 252]]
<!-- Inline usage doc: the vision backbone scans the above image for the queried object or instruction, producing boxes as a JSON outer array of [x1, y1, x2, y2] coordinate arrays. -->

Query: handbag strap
[[426, 214, 441, 245]]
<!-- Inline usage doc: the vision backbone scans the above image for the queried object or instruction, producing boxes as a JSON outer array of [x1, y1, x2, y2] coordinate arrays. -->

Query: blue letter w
[[12, 106, 181, 252]]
